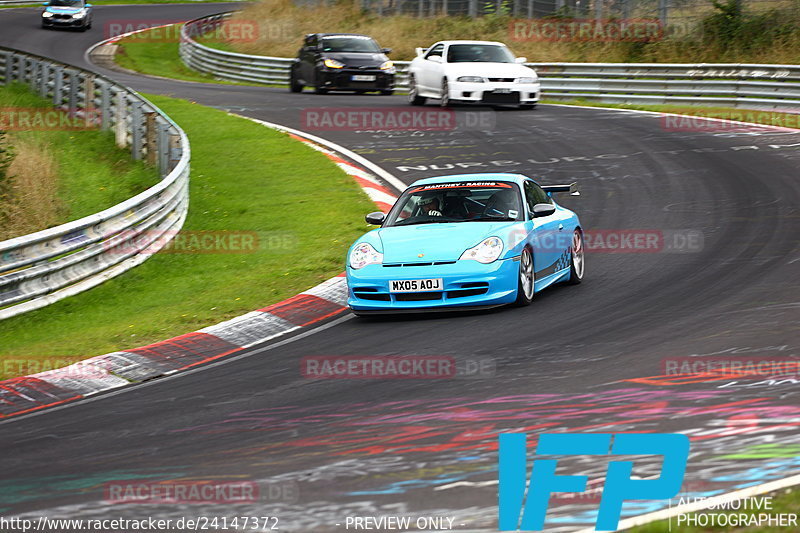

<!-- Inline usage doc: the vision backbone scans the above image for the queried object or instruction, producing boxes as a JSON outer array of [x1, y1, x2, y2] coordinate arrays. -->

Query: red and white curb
[[0, 122, 402, 420]]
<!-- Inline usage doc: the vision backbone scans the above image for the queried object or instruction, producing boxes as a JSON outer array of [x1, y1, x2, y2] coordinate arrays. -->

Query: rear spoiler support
[[542, 182, 580, 196]]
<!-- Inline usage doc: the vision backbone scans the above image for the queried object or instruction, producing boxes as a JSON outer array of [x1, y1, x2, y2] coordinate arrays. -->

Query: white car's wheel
[[567, 229, 585, 284], [440, 78, 450, 107], [408, 75, 426, 106]]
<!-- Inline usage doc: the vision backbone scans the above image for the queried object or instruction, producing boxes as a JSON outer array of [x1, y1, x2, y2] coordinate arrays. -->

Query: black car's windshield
[[321, 36, 381, 53], [48, 0, 83, 6], [447, 44, 515, 63], [384, 181, 524, 227]]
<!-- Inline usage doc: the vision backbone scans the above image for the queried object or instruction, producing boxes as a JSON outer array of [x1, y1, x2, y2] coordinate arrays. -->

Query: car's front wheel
[[289, 67, 303, 93], [566, 229, 585, 284], [519, 103, 536, 110], [440, 78, 450, 107], [408, 75, 425, 105], [313, 69, 328, 94], [515, 247, 535, 305], [380, 89, 394, 96]]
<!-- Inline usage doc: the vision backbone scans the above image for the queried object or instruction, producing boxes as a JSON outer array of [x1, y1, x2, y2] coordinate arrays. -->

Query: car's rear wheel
[[408, 75, 426, 105], [289, 67, 303, 93], [566, 229, 585, 285], [515, 247, 535, 305], [440, 78, 450, 107]]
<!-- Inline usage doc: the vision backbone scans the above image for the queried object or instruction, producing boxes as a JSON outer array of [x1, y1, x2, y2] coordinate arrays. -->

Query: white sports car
[[406, 40, 540, 109]]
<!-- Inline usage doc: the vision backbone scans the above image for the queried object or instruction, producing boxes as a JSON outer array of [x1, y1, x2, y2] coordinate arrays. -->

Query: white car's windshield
[[446, 44, 515, 63], [384, 181, 524, 227]]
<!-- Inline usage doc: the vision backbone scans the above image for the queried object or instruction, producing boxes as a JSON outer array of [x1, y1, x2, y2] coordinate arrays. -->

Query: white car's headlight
[[456, 76, 485, 83], [349, 242, 383, 269], [380, 61, 395, 73], [323, 58, 345, 69], [42, 11, 54, 17], [517, 76, 537, 83], [459, 236, 504, 264]]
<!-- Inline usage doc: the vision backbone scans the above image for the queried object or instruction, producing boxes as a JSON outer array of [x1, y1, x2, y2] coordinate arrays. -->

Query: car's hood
[[325, 52, 388, 67], [376, 221, 519, 263], [45, 5, 83, 13], [446, 62, 536, 79]]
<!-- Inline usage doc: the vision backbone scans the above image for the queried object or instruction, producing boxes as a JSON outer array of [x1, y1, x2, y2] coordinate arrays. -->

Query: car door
[[524, 180, 566, 280], [419, 43, 445, 94]]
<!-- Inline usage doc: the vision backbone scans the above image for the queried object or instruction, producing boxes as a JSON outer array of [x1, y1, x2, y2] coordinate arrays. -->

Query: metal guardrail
[[180, 12, 800, 111], [0, 47, 190, 320]]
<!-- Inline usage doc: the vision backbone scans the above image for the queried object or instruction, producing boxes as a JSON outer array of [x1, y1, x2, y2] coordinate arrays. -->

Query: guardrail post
[[468, 0, 477, 17], [131, 101, 143, 160], [67, 70, 78, 113], [53, 66, 63, 107], [169, 131, 181, 171], [157, 119, 169, 176], [115, 91, 127, 148], [38, 62, 49, 98], [144, 111, 158, 166], [99, 80, 111, 130], [0, 51, 10, 85], [83, 74, 95, 114]]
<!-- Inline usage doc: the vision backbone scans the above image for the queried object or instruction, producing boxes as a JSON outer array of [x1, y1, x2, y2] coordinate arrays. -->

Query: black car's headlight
[[380, 61, 395, 74], [323, 58, 345, 69], [42, 11, 54, 17]]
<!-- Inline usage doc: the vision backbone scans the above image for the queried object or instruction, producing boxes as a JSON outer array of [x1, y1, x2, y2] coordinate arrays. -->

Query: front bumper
[[42, 15, 86, 27], [447, 81, 540, 105], [319, 68, 395, 91], [346, 256, 520, 312]]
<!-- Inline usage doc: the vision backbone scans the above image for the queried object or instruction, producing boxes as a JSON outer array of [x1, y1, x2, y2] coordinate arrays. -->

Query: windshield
[[384, 181, 524, 227], [447, 44, 515, 63], [48, 0, 83, 5], [321, 36, 381, 53]]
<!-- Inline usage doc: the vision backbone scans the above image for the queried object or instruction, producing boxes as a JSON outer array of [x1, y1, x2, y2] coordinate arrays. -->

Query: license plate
[[493, 88, 512, 94], [390, 279, 443, 293], [352, 75, 376, 81]]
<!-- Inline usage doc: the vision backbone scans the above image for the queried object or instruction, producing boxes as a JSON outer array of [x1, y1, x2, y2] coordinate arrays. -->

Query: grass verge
[[112, 23, 250, 84], [0, 82, 158, 239], [0, 93, 375, 378], [629, 486, 800, 532]]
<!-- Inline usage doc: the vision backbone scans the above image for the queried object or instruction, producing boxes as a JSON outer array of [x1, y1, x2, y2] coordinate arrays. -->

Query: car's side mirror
[[531, 203, 556, 218], [365, 212, 385, 225], [428, 55, 442, 63], [515, 56, 527, 63], [382, 47, 392, 54]]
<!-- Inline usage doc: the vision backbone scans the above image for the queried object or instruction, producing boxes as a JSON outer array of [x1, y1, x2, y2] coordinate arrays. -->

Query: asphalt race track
[[1, 4, 799, 531]]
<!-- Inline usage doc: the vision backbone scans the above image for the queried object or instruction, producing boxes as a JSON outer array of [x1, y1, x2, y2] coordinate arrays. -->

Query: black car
[[290, 33, 395, 95]]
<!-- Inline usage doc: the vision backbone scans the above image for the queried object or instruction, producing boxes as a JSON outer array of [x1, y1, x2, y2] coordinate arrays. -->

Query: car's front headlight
[[459, 236, 504, 264], [42, 11, 54, 17], [324, 58, 345, 69], [349, 242, 383, 269], [380, 61, 395, 73], [72, 9, 86, 18], [517, 76, 538, 83], [456, 76, 485, 83]]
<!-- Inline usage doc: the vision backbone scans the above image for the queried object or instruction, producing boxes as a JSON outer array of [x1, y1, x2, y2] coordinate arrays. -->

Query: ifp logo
[[499, 433, 689, 531]]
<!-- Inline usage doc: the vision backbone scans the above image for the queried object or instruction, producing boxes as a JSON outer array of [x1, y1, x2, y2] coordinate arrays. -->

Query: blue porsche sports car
[[346, 173, 584, 314]]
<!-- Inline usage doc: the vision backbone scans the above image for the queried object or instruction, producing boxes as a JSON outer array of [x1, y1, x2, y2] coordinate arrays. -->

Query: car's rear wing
[[542, 182, 580, 196], [415, 47, 428, 57]]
